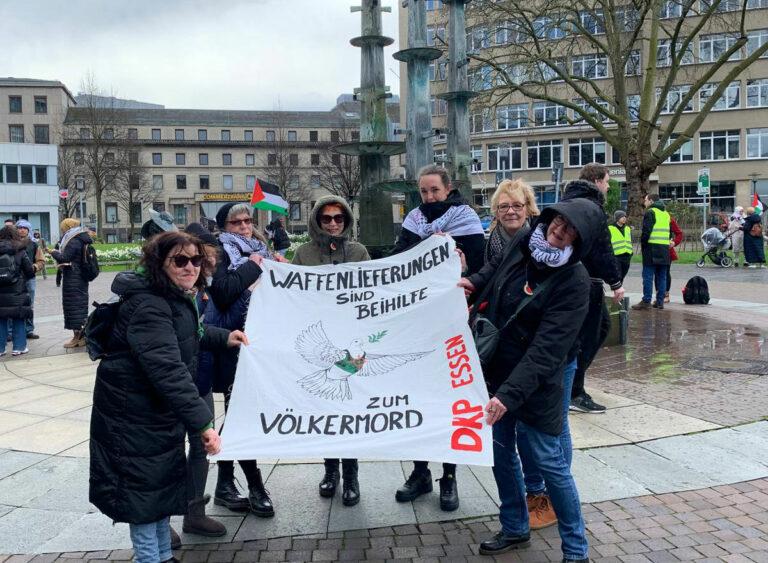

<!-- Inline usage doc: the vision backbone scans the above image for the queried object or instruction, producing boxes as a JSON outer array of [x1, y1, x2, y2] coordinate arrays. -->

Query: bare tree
[[260, 110, 306, 227], [317, 124, 362, 212], [467, 0, 768, 217], [104, 150, 155, 241]]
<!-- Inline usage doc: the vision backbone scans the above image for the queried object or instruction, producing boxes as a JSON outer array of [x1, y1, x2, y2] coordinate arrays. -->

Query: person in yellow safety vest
[[632, 194, 672, 311], [608, 210, 633, 283]]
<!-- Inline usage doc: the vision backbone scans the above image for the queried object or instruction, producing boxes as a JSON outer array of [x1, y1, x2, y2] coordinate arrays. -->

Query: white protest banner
[[216, 235, 493, 466]]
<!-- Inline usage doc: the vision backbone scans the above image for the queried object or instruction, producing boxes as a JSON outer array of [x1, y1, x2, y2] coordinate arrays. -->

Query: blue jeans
[[25, 278, 35, 333], [492, 415, 589, 559], [129, 517, 172, 563], [642, 264, 668, 305], [0, 318, 27, 352], [517, 358, 577, 494]]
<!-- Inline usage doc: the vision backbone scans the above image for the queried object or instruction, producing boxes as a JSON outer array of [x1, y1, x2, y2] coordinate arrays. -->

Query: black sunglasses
[[170, 254, 204, 268], [320, 214, 345, 225]]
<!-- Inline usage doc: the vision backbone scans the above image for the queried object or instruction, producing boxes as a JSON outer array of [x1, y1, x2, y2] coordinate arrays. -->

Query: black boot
[[395, 468, 433, 502], [478, 531, 531, 555], [438, 474, 459, 511], [183, 495, 227, 537], [341, 459, 360, 507], [319, 459, 340, 498], [214, 462, 250, 512], [247, 468, 275, 517]]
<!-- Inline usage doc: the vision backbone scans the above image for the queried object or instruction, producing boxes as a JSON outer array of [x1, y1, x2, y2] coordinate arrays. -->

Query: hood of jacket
[[533, 198, 605, 263], [308, 195, 355, 247], [111, 271, 154, 298], [0, 240, 18, 256], [562, 179, 605, 207], [419, 189, 470, 223]]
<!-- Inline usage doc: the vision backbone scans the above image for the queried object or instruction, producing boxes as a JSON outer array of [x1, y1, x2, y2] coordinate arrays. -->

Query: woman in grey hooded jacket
[[292, 195, 370, 505]]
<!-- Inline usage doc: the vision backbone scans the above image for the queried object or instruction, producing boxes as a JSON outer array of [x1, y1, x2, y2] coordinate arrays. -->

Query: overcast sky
[[1, 0, 401, 111]]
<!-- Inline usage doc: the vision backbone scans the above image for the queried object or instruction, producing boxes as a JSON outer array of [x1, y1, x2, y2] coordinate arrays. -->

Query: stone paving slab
[[0, 508, 82, 555], [0, 451, 48, 481], [0, 418, 89, 455], [571, 450, 652, 503], [36, 513, 131, 554]]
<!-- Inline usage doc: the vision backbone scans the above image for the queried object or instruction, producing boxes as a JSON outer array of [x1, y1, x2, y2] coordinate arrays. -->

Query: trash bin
[[603, 296, 630, 346]]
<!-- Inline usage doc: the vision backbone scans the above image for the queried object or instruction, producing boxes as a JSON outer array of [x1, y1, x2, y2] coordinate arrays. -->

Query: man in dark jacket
[[561, 163, 624, 414], [15, 220, 44, 339], [268, 216, 291, 256], [632, 194, 672, 310]]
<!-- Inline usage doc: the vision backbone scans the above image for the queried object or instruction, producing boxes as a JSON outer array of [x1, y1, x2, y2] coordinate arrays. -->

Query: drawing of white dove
[[295, 321, 433, 401]]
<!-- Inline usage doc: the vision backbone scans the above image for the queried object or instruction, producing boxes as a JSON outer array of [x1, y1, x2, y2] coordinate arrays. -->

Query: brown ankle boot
[[527, 493, 557, 530], [63, 331, 81, 348], [182, 495, 226, 537]]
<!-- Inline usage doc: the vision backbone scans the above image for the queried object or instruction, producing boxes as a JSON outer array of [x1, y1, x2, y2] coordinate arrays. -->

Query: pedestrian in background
[[0, 226, 35, 356], [743, 207, 766, 267], [608, 210, 632, 283], [14, 220, 44, 339], [32, 230, 48, 280], [727, 207, 745, 267], [267, 215, 291, 257], [632, 194, 672, 310], [661, 217, 683, 303]]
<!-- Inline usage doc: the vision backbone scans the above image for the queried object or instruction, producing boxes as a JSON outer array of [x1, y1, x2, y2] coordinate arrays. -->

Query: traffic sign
[[697, 168, 710, 195], [58, 189, 69, 199]]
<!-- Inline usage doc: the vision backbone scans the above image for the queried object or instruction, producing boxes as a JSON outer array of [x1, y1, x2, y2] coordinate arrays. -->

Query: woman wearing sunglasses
[[292, 195, 370, 505], [207, 203, 284, 517], [89, 231, 248, 563]]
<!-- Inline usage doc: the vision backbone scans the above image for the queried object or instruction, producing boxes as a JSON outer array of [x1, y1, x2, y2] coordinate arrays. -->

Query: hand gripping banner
[[215, 236, 493, 466]]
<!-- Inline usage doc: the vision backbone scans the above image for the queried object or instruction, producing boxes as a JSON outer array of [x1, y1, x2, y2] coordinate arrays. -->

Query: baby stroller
[[697, 227, 734, 268]]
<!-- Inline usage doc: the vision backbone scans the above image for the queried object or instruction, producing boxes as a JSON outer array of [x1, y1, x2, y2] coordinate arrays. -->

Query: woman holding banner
[[208, 203, 284, 517], [293, 195, 370, 506], [392, 165, 485, 512], [459, 199, 599, 561]]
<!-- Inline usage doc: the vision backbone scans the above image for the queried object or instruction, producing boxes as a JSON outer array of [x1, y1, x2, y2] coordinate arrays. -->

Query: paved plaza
[[0, 266, 767, 561]]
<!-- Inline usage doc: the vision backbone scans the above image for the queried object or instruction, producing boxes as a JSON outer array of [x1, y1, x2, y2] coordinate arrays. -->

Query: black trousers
[[413, 461, 456, 476], [324, 458, 358, 476], [571, 282, 610, 399], [616, 255, 632, 284]]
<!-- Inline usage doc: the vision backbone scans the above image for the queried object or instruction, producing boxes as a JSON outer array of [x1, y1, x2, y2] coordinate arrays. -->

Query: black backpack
[[0, 253, 20, 286], [83, 298, 121, 360], [683, 276, 710, 305], [81, 243, 100, 282]]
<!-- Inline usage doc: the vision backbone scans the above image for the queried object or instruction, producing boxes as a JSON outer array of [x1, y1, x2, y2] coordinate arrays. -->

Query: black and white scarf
[[402, 204, 484, 239], [219, 232, 272, 271], [528, 224, 573, 267]]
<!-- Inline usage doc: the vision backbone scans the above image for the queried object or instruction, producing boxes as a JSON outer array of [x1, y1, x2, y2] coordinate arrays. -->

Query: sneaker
[[11, 349, 29, 356], [652, 301, 664, 310], [527, 493, 557, 530], [26, 333, 40, 340], [569, 393, 606, 414], [631, 300, 652, 311]]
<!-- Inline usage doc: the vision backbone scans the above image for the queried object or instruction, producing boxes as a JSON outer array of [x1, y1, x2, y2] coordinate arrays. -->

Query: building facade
[[398, 1, 768, 214], [0, 78, 75, 240]]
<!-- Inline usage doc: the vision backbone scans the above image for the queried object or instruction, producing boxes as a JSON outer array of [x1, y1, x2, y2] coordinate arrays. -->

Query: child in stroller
[[697, 227, 734, 267]]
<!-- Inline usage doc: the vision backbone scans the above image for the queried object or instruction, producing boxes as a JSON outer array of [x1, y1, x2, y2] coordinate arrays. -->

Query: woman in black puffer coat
[[89, 231, 247, 563], [0, 226, 35, 356], [48, 218, 92, 348]]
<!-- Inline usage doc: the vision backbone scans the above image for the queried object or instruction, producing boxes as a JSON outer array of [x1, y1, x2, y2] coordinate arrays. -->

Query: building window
[[6, 165, 18, 183], [468, 65, 493, 91], [429, 60, 447, 81], [268, 153, 277, 166], [573, 98, 610, 123], [659, 0, 683, 18], [127, 128, 138, 139], [244, 130, 254, 141], [222, 153, 232, 165], [9, 96, 22, 113], [20, 165, 32, 184], [699, 130, 740, 160], [176, 153, 185, 165], [153, 175, 163, 191], [571, 54, 608, 79], [152, 128, 161, 140], [221, 130, 231, 141], [105, 203, 118, 223], [330, 131, 340, 143], [34, 125, 49, 144], [626, 50, 642, 76], [488, 143, 522, 171], [568, 138, 607, 166], [748, 0, 768, 7], [701, 0, 743, 12], [34, 96, 47, 114], [331, 154, 341, 166], [74, 152, 84, 165], [430, 96, 448, 116], [103, 128, 114, 140], [289, 202, 302, 221], [665, 135, 694, 162], [747, 29, 768, 58], [79, 127, 91, 140], [246, 175, 256, 189], [700, 33, 740, 63], [496, 20, 525, 45], [658, 85, 694, 113], [351, 130, 360, 140], [9, 125, 24, 143], [199, 175, 210, 190], [471, 145, 483, 172], [309, 130, 319, 142], [287, 130, 297, 142], [310, 153, 320, 166], [35, 166, 48, 184], [579, 10, 605, 35], [700, 81, 740, 111], [105, 152, 115, 165], [152, 153, 162, 165], [426, 0, 443, 10], [310, 175, 321, 188], [246, 153, 255, 166], [427, 25, 446, 46], [470, 109, 494, 133], [656, 39, 695, 66], [266, 130, 276, 142], [496, 104, 527, 130], [173, 205, 187, 224], [534, 16, 567, 40], [223, 175, 233, 191], [175, 129, 184, 141], [289, 154, 299, 166], [197, 129, 207, 141], [152, 201, 166, 212], [176, 175, 187, 189], [747, 128, 768, 158], [527, 139, 563, 169], [532, 102, 567, 127], [466, 26, 490, 51], [199, 153, 209, 166], [747, 79, 768, 107], [434, 149, 446, 164]]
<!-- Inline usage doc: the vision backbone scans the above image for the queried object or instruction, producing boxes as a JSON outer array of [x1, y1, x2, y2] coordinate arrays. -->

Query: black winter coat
[[562, 180, 622, 289], [0, 241, 34, 319], [51, 231, 92, 330], [270, 222, 291, 251], [479, 200, 599, 435], [640, 203, 672, 266], [89, 272, 229, 524], [208, 249, 262, 393]]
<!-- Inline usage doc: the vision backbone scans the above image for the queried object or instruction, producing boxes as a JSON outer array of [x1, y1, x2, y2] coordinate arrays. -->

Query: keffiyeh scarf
[[528, 224, 573, 267], [60, 226, 87, 251], [219, 232, 273, 271], [402, 205, 484, 240]]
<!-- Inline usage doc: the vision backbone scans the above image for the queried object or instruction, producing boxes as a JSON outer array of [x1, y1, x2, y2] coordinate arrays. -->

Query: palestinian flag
[[752, 192, 765, 216], [251, 178, 288, 215]]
